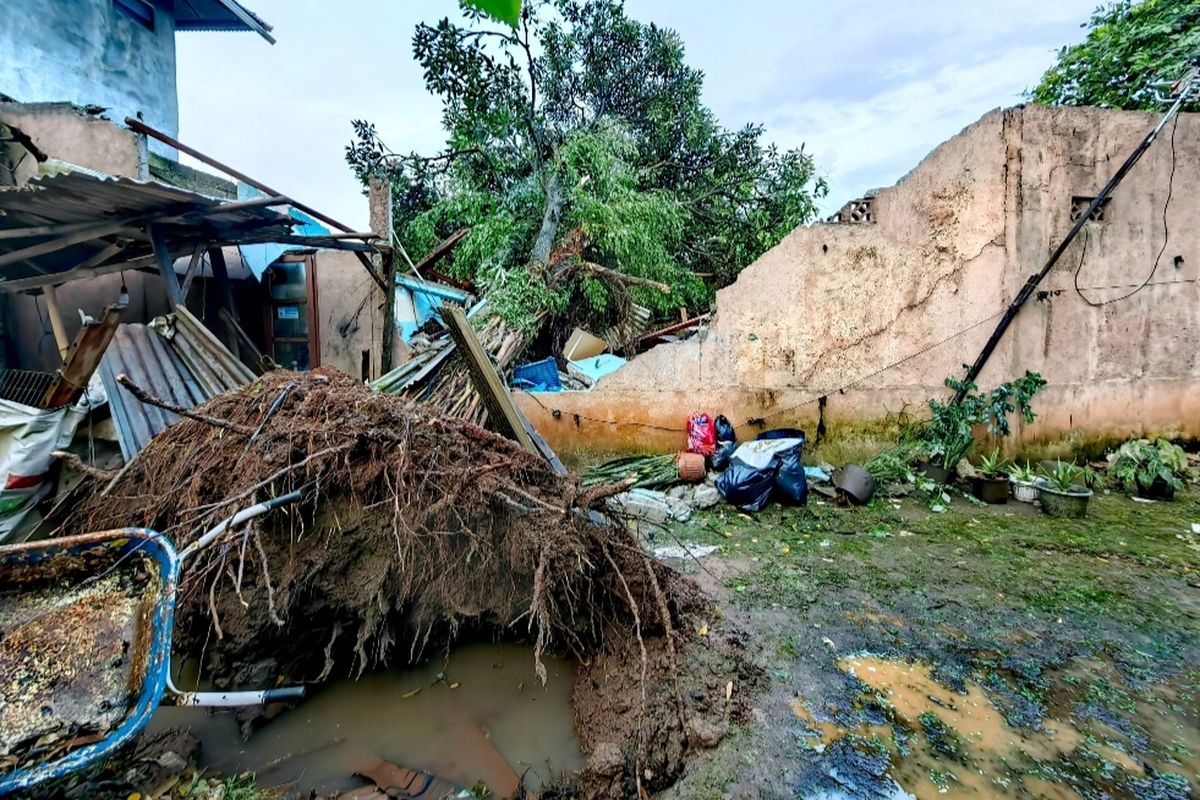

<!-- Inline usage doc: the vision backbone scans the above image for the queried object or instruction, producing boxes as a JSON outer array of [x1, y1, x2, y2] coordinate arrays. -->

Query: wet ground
[[657, 489, 1200, 799], [148, 642, 582, 797]]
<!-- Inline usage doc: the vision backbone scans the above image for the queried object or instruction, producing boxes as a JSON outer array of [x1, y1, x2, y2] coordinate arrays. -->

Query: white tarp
[[729, 438, 804, 470], [0, 398, 86, 543]]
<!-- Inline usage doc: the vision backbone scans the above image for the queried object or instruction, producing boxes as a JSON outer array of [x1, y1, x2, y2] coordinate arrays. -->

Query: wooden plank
[[439, 302, 536, 454], [179, 241, 207, 301], [149, 224, 184, 307], [520, 410, 567, 475], [41, 304, 124, 407]]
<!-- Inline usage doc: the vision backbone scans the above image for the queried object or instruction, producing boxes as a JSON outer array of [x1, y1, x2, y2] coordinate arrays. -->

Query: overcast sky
[[176, 0, 1096, 230]]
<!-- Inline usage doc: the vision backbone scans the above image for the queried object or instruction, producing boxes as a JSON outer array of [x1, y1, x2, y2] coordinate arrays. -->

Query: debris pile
[[56, 369, 752, 798]]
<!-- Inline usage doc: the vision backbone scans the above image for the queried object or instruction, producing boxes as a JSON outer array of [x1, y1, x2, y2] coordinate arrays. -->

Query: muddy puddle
[[148, 642, 582, 797], [791, 655, 1199, 799]]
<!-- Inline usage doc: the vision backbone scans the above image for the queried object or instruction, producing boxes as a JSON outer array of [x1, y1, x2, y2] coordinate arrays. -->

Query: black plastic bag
[[716, 459, 775, 512], [711, 440, 737, 471], [757, 427, 805, 441], [773, 440, 808, 505], [715, 414, 736, 444]]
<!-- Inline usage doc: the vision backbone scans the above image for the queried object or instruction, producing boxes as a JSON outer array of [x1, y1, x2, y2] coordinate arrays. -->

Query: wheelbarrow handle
[[180, 489, 302, 563]]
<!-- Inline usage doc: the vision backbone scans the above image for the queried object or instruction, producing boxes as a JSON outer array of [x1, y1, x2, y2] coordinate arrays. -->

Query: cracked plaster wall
[[519, 105, 1200, 454]]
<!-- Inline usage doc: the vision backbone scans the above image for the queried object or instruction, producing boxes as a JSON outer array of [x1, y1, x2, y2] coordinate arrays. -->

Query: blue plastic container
[[512, 357, 562, 392]]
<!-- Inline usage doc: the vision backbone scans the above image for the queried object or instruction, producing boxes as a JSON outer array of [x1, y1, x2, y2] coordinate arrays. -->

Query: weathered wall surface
[[519, 105, 1199, 454], [0, 103, 147, 181], [0, 0, 179, 142], [314, 250, 391, 381]]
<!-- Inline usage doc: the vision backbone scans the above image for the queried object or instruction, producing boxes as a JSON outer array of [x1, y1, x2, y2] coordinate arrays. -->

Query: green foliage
[[464, 0, 522, 28], [1030, 0, 1200, 111], [346, 0, 826, 331], [866, 442, 926, 485], [923, 371, 1047, 470], [1040, 461, 1085, 493], [1007, 460, 1037, 483], [1107, 438, 1192, 495], [978, 448, 1008, 477]]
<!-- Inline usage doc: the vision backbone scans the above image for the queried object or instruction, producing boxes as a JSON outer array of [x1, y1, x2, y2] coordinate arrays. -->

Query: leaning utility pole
[[954, 61, 1200, 403]]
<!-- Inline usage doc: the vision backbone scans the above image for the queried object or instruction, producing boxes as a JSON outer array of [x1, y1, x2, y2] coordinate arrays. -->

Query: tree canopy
[[1030, 0, 1200, 110], [347, 0, 826, 335]]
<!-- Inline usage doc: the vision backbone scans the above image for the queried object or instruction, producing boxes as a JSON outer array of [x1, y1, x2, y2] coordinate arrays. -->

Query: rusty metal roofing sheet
[[0, 170, 292, 288], [98, 313, 252, 460]]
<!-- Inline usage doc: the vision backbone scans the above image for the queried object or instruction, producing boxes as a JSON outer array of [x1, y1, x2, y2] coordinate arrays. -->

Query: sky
[[176, 0, 1097, 230]]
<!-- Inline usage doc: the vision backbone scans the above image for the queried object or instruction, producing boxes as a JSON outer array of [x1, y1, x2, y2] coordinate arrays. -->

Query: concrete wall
[[518, 105, 1200, 454], [0, 102, 148, 181], [314, 250, 389, 380], [0, 0, 179, 142]]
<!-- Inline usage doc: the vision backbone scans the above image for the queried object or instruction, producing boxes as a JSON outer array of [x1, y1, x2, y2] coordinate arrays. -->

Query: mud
[[0, 544, 159, 774], [150, 642, 582, 796], [49, 369, 750, 799], [657, 491, 1200, 800]]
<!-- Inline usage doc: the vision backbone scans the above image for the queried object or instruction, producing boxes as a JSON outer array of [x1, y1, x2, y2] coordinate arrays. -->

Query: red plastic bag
[[686, 412, 717, 456]]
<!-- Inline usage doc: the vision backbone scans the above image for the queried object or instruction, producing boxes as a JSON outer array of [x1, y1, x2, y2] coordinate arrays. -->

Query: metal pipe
[[123, 117, 356, 235], [179, 489, 302, 562]]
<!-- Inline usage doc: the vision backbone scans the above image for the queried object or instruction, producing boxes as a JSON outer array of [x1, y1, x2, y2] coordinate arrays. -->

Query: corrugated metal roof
[[172, 0, 275, 43], [98, 308, 254, 460], [0, 170, 292, 290]]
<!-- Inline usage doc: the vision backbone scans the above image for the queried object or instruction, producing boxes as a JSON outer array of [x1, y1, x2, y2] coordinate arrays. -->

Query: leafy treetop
[[346, 0, 827, 333], [1030, 0, 1200, 111]]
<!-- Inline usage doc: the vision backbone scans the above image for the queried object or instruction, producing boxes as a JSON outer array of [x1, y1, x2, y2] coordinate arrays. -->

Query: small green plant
[[978, 448, 1008, 477], [922, 370, 1046, 470], [1040, 461, 1085, 493], [1007, 460, 1037, 483], [1107, 438, 1192, 497], [866, 442, 926, 485]]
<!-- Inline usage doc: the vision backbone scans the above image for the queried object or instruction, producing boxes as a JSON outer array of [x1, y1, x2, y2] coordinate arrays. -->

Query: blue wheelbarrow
[[0, 492, 305, 794]]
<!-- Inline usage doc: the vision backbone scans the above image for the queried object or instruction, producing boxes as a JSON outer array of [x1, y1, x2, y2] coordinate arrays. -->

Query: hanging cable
[[1074, 113, 1180, 307]]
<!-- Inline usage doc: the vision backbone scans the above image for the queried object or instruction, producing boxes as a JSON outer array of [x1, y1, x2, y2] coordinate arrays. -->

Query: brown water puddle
[[149, 642, 582, 797], [789, 655, 1198, 799]]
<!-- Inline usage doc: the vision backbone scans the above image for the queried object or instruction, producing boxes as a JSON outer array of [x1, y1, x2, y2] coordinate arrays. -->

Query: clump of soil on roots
[[58, 369, 756, 798]]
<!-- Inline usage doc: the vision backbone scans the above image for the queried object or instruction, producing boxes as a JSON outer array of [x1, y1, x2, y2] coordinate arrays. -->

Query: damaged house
[[0, 1, 400, 540]]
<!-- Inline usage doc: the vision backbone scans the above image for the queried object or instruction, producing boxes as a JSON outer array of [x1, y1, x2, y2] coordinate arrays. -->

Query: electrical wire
[[1074, 113, 1179, 307], [516, 306, 1009, 430]]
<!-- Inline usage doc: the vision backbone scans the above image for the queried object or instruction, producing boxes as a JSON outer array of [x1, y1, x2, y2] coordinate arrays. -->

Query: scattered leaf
[[698, 624, 709, 636], [725, 680, 734, 701], [400, 687, 422, 699]]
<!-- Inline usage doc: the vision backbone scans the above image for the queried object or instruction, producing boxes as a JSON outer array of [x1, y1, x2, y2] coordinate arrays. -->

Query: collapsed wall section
[[518, 105, 1200, 455]]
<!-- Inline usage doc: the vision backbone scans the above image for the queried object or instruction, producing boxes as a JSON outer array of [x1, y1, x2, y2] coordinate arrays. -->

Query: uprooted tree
[[346, 0, 827, 346]]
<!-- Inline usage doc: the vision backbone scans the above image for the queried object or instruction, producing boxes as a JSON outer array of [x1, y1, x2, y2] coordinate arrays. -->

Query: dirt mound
[[58, 369, 754, 798]]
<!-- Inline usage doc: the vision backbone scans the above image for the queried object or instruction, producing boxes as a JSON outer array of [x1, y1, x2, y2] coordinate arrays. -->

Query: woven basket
[[676, 451, 706, 483]]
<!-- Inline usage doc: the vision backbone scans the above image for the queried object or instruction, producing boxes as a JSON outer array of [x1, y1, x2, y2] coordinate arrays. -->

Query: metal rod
[[124, 117, 355, 235], [954, 67, 1199, 403]]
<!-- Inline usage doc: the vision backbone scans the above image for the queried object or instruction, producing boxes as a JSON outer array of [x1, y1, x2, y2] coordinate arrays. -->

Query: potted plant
[[1107, 438, 1192, 500], [1036, 461, 1093, 518], [972, 449, 1010, 504], [918, 370, 1047, 485], [1007, 461, 1039, 503]]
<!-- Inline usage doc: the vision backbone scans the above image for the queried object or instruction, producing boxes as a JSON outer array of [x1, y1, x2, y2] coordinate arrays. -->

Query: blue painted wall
[[0, 0, 179, 141]]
